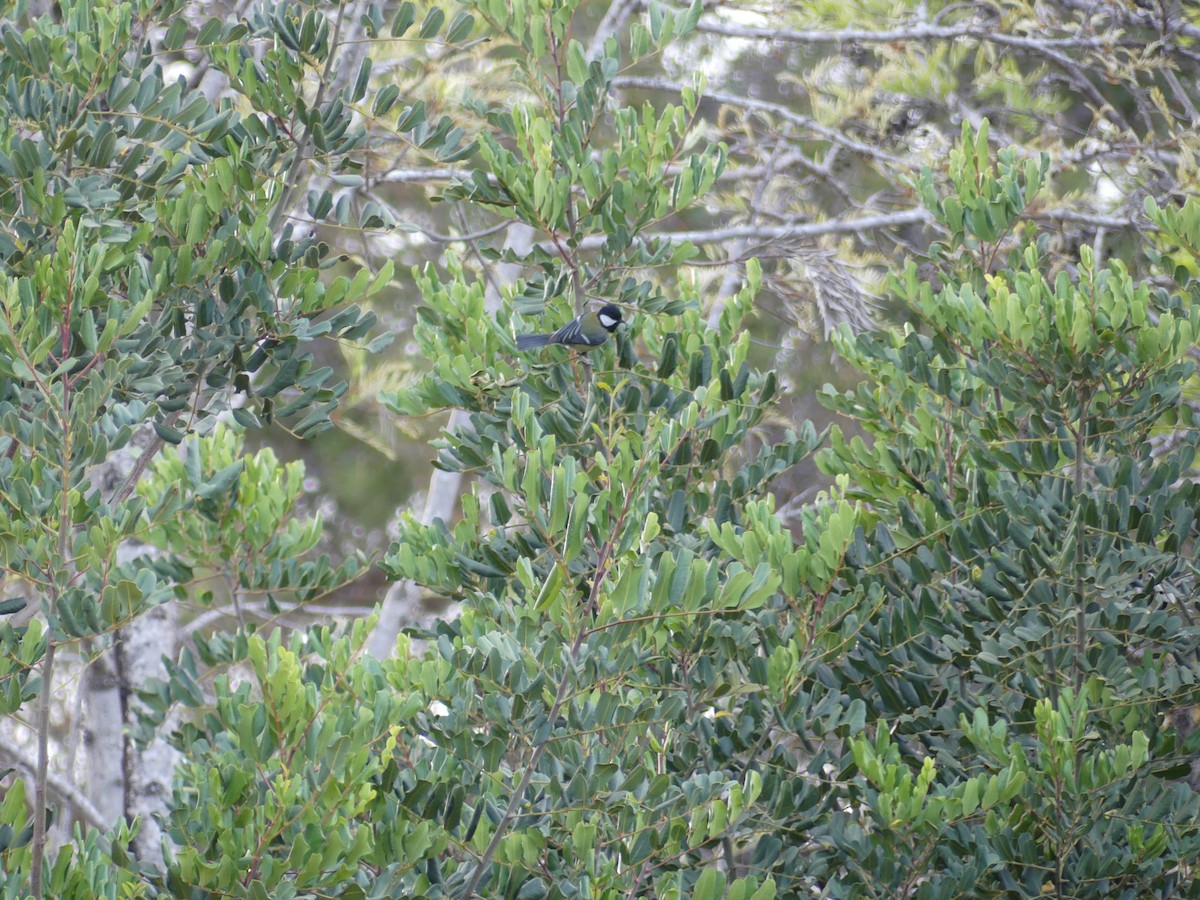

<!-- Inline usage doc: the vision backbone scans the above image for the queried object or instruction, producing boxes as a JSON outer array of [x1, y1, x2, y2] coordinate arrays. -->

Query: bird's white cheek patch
[[599, 314, 619, 328]]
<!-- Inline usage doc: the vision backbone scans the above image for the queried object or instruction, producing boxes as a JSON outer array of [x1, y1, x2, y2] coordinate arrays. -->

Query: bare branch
[[374, 158, 823, 189], [377, 166, 479, 185], [186, 600, 377, 636], [707, 143, 786, 327], [268, 0, 352, 231], [694, 18, 1114, 50], [712, 17, 1118, 129], [1, 745, 108, 831], [572, 208, 934, 251], [1031, 209, 1138, 229], [588, 0, 640, 57], [612, 77, 907, 165], [1055, 0, 1200, 43]]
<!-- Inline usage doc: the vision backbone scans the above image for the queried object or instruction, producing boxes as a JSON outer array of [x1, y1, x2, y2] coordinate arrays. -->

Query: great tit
[[516, 303, 622, 350]]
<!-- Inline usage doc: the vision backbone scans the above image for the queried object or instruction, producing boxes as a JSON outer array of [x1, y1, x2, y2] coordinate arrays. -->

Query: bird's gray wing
[[551, 316, 595, 346]]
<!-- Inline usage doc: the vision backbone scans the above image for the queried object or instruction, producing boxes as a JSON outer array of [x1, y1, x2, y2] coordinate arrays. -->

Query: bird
[[516, 303, 623, 350]]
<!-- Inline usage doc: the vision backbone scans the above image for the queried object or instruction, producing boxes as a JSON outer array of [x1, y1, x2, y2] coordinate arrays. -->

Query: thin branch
[[612, 76, 907, 166], [1, 746, 108, 831], [459, 453, 650, 899], [111, 432, 168, 506], [358, 190, 511, 243], [570, 208, 934, 251], [268, 0, 350, 232], [588, 0, 640, 57], [186, 599, 376, 636], [1031, 209, 1137, 229], [375, 158, 818, 189], [1161, 67, 1200, 127], [693, 18, 1114, 50], [690, 14, 1141, 132], [764, 206, 1136, 232], [33, 310, 77, 896], [455, 206, 507, 306], [707, 142, 784, 328], [458, 639, 577, 898], [30, 640, 55, 897], [1055, 0, 1200, 44], [556, 206, 1135, 259], [377, 166, 479, 185]]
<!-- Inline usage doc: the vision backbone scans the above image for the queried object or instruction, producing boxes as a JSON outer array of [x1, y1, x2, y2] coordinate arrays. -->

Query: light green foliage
[[378, 247, 820, 892], [442, 0, 720, 319], [162, 624, 443, 897], [369, 1, 830, 894], [136, 425, 363, 613], [1147, 196, 1200, 282], [0, 775, 142, 900]]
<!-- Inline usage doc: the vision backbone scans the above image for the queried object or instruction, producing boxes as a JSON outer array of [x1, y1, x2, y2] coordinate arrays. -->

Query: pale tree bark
[[367, 437, 470, 658], [0, 425, 184, 867], [79, 425, 179, 862], [115, 602, 181, 861], [84, 649, 125, 824]]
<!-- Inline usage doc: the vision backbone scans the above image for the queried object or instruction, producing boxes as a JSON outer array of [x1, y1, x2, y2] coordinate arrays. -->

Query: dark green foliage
[[371, 119, 1200, 898], [808, 123, 1200, 896]]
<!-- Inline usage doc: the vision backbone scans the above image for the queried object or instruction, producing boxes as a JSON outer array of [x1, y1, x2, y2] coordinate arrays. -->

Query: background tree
[[352, 0, 1200, 328]]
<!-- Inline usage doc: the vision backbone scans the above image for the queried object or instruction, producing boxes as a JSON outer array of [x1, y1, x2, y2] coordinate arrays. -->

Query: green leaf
[[446, 11, 474, 43], [694, 868, 727, 900], [373, 84, 400, 117], [418, 7, 445, 39], [154, 421, 186, 444], [391, 2, 416, 36]]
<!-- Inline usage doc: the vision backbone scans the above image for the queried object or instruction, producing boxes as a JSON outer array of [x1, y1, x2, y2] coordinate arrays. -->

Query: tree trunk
[[115, 602, 181, 862], [84, 648, 125, 824]]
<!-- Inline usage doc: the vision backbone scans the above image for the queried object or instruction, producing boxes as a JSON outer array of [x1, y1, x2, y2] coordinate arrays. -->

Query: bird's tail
[[516, 333, 554, 349]]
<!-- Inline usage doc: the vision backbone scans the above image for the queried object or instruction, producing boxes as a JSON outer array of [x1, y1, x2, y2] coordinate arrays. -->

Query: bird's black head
[[597, 303, 623, 332]]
